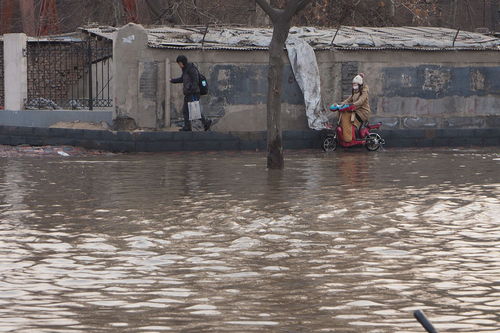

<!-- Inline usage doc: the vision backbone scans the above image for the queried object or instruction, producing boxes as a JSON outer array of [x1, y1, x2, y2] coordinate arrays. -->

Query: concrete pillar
[[4, 33, 28, 111], [113, 23, 150, 128]]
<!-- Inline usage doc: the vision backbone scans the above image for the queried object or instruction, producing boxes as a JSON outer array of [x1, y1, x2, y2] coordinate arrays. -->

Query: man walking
[[170, 55, 210, 131]]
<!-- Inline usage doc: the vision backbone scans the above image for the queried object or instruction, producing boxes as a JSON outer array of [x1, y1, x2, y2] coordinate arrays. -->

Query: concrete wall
[[0, 110, 112, 127], [142, 47, 500, 131], [3, 33, 27, 111], [111, 24, 499, 132], [317, 50, 500, 130], [149, 48, 313, 132]]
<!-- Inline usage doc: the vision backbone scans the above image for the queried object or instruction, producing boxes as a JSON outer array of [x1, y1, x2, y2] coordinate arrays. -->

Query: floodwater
[[0, 148, 499, 332]]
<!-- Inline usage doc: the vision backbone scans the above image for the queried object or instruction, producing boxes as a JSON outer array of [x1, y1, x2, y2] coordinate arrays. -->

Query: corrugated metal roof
[[0, 35, 83, 43], [80, 26, 117, 41], [80, 25, 500, 51]]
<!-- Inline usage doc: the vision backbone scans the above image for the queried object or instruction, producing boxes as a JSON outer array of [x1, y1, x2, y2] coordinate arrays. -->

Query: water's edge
[[0, 125, 498, 152]]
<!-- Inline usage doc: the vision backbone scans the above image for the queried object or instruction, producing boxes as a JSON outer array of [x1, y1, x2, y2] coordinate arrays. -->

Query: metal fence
[[0, 41, 4, 109], [26, 37, 112, 110]]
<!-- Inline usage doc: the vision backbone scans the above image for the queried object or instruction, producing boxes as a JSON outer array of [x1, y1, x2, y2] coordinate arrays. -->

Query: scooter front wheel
[[322, 134, 337, 152], [365, 133, 382, 151]]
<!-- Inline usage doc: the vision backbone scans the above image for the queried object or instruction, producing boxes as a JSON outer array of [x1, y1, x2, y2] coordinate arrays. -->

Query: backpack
[[195, 65, 208, 95], [199, 72, 208, 95]]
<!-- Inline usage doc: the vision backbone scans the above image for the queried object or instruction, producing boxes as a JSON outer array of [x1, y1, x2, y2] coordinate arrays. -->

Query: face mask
[[353, 84, 359, 90]]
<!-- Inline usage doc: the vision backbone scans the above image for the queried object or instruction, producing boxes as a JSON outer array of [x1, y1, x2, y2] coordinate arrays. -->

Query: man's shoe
[[204, 119, 212, 131]]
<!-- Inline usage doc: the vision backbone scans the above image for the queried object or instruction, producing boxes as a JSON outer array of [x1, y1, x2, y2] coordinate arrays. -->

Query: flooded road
[[0, 148, 499, 332]]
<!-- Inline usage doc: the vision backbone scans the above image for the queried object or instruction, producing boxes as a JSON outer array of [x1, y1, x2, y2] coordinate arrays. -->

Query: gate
[[26, 37, 112, 110]]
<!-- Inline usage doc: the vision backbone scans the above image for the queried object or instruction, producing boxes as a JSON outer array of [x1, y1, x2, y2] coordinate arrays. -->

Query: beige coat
[[341, 84, 371, 128]]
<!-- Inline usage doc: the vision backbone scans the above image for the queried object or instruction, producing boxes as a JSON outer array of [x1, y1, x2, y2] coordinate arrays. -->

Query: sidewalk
[[0, 144, 113, 157]]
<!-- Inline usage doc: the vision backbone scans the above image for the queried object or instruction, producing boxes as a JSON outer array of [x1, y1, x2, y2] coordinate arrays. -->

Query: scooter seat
[[367, 122, 382, 130]]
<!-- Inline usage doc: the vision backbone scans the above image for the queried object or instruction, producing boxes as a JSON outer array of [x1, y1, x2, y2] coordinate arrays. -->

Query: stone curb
[[0, 126, 498, 152]]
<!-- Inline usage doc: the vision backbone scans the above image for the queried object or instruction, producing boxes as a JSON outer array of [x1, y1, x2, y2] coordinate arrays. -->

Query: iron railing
[[26, 37, 112, 110]]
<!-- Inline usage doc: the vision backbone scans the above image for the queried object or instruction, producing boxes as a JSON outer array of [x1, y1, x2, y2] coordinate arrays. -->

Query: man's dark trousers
[[182, 96, 191, 130]]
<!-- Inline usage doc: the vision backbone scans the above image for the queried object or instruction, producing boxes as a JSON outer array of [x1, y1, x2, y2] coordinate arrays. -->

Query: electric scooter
[[321, 104, 385, 152]]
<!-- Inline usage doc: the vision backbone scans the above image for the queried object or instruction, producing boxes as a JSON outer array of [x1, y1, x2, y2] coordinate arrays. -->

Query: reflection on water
[[0, 148, 499, 332]]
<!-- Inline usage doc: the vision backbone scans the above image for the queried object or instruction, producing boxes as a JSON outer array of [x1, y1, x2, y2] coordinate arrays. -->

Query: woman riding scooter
[[324, 73, 384, 151], [337, 73, 371, 143]]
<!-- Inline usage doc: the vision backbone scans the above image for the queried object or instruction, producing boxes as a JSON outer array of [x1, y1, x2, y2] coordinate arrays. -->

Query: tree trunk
[[255, 0, 311, 169], [266, 17, 290, 169]]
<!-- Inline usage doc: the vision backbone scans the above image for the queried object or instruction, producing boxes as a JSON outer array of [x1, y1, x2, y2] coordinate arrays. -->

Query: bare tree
[[256, 0, 311, 170]]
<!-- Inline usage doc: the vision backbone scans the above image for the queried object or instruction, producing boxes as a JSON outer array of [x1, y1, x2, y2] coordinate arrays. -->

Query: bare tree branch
[[256, 0, 279, 21], [286, 0, 310, 17]]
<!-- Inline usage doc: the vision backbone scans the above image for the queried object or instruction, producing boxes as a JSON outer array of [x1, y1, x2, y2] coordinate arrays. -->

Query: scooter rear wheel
[[322, 135, 337, 152], [365, 133, 382, 151]]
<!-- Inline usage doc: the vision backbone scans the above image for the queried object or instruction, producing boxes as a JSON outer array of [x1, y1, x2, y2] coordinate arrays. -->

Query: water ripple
[[0, 149, 498, 331]]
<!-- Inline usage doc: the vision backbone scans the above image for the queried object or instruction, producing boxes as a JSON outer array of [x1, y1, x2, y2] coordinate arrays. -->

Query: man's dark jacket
[[171, 62, 200, 96]]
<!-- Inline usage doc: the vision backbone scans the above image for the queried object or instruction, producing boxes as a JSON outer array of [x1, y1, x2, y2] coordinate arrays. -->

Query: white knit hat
[[352, 75, 363, 85]]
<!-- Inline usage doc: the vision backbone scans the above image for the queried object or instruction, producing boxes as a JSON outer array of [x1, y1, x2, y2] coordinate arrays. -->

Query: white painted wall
[[4, 34, 28, 111]]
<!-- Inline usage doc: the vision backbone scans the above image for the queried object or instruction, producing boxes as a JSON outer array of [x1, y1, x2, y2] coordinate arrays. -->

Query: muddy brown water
[[1, 148, 499, 332]]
